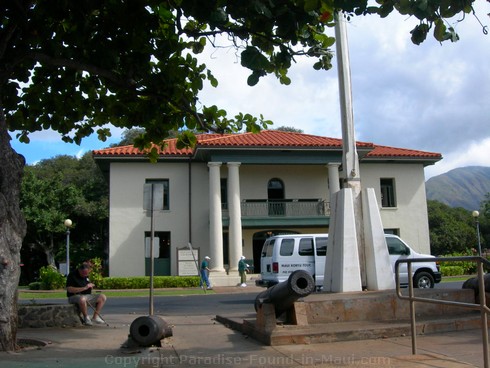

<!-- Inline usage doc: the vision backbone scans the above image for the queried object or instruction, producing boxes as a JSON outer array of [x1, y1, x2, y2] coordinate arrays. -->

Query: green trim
[[222, 217, 329, 228], [205, 150, 343, 164]]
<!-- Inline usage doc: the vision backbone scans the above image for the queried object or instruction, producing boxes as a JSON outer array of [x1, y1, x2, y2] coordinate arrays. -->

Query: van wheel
[[414, 272, 434, 289]]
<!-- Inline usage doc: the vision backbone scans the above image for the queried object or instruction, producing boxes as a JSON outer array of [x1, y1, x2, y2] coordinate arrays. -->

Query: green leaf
[[207, 70, 218, 88], [210, 8, 228, 24], [433, 18, 446, 42], [410, 23, 429, 45], [241, 46, 271, 71], [395, 0, 412, 15], [176, 131, 197, 149], [247, 72, 260, 86], [279, 75, 291, 85], [304, 0, 320, 12], [254, 1, 273, 18]]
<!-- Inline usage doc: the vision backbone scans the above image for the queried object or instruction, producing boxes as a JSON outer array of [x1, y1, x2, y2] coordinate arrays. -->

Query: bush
[[439, 266, 465, 277], [439, 249, 478, 275], [28, 281, 42, 290], [88, 257, 104, 288], [99, 276, 200, 289], [39, 265, 66, 290]]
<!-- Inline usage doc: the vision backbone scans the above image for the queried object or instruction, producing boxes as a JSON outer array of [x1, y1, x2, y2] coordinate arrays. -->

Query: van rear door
[[260, 238, 276, 281]]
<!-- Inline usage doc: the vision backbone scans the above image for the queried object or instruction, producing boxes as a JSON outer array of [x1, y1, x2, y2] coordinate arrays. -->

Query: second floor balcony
[[222, 199, 330, 218]]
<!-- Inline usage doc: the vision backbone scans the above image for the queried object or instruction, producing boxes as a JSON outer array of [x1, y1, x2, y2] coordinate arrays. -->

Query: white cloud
[[199, 5, 490, 181], [425, 137, 490, 179], [76, 148, 87, 159]]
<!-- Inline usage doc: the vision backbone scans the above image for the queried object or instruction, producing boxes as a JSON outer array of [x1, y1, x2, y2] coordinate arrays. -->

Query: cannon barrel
[[255, 270, 315, 317], [129, 315, 173, 347]]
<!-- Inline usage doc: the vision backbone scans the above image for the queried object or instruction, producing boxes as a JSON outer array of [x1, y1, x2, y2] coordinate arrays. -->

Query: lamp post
[[64, 219, 72, 275], [472, 211, 482, 256]]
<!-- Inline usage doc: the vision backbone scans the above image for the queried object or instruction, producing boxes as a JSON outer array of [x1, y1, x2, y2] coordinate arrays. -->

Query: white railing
[[238, 200, 330, 217]]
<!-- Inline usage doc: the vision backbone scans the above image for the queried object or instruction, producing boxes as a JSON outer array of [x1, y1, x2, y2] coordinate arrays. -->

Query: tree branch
[[27, 52, 138, 88]]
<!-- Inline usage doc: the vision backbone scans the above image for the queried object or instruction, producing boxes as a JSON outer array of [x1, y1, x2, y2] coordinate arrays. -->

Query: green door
[[145, 231, 171, 276]]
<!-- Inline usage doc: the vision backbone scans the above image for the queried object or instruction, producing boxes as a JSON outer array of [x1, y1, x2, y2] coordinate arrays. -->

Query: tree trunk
[[0, 118, 27, 351]]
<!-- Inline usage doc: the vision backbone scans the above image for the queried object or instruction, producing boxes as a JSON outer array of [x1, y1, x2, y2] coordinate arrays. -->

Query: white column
[[327, 163, 341, 225], [208, 162, 225, 272], [334, 12, 365, 287], [227, 162, 242, 272], [336, 13, 360, 190], [327, 162, 341, 198]]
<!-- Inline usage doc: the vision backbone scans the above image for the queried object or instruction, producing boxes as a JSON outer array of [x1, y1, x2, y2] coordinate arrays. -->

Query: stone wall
[[18, 304, 82, 328]]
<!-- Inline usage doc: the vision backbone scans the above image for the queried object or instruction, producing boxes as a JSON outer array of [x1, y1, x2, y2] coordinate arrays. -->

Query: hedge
[[439, 266, 465, 277], [98, 276, 200, 289]]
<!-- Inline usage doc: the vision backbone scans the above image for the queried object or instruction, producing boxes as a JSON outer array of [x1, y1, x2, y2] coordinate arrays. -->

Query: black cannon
[[129, 315, 173, 347], [462, 273, 490, 302], [254, 270, 315, 317]]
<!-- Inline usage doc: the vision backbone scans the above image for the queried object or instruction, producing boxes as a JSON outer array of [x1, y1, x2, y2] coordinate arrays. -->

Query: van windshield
[[387, 237, 409, 255]]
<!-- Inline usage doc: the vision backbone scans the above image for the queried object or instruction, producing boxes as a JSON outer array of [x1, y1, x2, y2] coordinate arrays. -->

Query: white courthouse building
[[93, 130, 441, 285]]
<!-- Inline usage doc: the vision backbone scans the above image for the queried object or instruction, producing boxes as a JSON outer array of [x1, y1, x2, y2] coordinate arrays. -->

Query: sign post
[[144, 183, 164, 315]]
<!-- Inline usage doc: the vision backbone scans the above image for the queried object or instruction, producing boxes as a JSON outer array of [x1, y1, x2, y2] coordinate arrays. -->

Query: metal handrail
[[395, 256, 490, 368]]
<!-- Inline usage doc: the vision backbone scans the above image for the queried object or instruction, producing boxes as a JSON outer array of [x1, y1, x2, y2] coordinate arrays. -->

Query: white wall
[[238, 165, 329, 200], [109, 161, 210, 276], [360, 163, 431, 254]]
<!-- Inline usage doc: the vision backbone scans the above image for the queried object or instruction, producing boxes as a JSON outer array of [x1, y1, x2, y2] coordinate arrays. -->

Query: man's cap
[[240, 256, 246, 259], [204, 256, 211, 260]]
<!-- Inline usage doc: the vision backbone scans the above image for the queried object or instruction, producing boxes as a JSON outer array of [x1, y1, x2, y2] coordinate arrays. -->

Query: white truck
[[255, 233, 441, 289]]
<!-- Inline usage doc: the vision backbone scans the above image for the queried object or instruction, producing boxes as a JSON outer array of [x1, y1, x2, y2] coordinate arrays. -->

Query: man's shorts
[[68, 294, 100, 306]]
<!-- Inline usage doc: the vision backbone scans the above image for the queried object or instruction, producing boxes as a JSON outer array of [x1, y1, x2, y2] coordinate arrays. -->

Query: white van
[[255, 233, 441, 289]]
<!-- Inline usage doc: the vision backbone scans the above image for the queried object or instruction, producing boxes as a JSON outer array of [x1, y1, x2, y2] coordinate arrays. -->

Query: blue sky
[[10, 127, 124, 164], [9, 3, 490, 179]]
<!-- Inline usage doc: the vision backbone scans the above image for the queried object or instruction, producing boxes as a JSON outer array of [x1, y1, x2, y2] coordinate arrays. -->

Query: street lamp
[[64, 219, 72, 275], [472, 211, 482, 256]]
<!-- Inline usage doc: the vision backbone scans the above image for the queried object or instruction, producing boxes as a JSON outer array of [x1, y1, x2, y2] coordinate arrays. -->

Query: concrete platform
[[216, 288, 487, 346], [4, 286, 488, 367]]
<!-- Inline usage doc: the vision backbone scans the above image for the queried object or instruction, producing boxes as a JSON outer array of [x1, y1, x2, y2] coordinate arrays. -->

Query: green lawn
[[441, 275, 473, 283], [18, 275, 472, 300], [19, 288, 214, 300]]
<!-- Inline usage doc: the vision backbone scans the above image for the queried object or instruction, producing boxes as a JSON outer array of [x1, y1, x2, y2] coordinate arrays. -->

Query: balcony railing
[[223, 199, 330, 218]]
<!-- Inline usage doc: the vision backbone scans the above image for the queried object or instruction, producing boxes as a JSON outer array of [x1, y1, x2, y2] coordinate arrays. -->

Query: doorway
[[145, 231, 171, 276], [268, 178, 285, 215]]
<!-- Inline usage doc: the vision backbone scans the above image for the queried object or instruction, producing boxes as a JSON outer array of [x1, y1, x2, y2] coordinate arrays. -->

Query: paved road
[[103, 292, 258, 316], [19, 290, 259, 316], [19, 281, 465, 317]]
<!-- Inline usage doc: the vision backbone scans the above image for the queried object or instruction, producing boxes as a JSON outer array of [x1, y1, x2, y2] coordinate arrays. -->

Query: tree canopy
[[20, 154, 108, 283], [427, 200, 482, 255], [3, 1, 480, 156], [0, 0, 482, 352]]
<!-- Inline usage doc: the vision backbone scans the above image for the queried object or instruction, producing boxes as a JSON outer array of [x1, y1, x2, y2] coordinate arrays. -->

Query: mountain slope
[[426, 166, 490, 210]]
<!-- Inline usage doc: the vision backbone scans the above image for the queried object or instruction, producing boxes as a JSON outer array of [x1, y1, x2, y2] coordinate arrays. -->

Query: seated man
[[66, 262, 107, 325]]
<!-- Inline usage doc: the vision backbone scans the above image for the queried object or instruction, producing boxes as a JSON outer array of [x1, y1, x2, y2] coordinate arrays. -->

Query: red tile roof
[[92, 130, 441, 160], [367, 145, 442, 159], [195, 130, 373, 148]]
